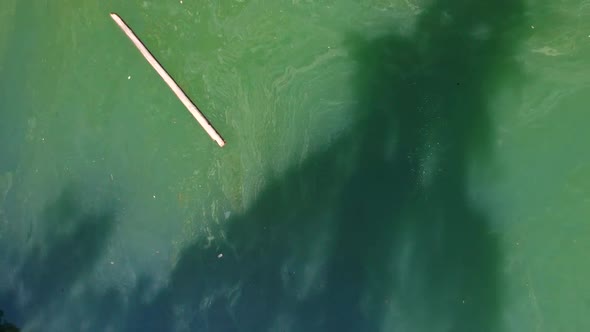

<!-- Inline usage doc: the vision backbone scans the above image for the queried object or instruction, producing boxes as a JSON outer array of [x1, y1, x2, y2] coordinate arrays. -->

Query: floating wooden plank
[[110, 13, 225, 147]]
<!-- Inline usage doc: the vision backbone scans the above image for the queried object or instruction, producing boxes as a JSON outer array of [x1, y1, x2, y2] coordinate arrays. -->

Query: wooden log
[[110, 13, 225, 147]]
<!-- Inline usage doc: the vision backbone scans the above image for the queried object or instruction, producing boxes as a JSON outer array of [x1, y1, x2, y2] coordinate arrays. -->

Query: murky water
[[1, 0, 589, 331]]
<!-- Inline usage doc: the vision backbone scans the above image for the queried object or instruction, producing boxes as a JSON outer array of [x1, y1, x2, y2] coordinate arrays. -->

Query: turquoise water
[[1, 0, 589, 331]]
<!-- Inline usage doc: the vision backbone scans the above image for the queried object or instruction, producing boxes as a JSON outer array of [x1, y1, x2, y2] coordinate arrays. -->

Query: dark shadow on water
[[0, 310, 19, 332], [121, 0, 526, 331], [0, 186, 117, 329]]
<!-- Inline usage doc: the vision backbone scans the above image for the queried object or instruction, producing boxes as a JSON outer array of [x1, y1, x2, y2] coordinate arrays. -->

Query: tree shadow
[[126, 0, 526, 331], [0, 186, 117, 329]]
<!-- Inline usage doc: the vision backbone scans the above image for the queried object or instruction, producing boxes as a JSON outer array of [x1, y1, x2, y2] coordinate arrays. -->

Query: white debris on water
[[217, 253, 223, 258], [128, 75, 131, 80], [224, 211, 231, 220], [532, 46, 563, 56]]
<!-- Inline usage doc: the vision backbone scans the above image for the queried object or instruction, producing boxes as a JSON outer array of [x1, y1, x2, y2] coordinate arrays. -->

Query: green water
[[1, 0, 589, 331]]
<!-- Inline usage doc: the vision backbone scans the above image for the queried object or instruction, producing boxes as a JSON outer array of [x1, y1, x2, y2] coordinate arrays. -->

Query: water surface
[[1, 0, 589, 331]]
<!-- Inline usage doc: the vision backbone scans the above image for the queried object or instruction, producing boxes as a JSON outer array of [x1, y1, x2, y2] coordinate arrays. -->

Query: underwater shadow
[[0, 310, 19, 332], [0, 186, 117, 329], [127, 0, 526, 331]]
